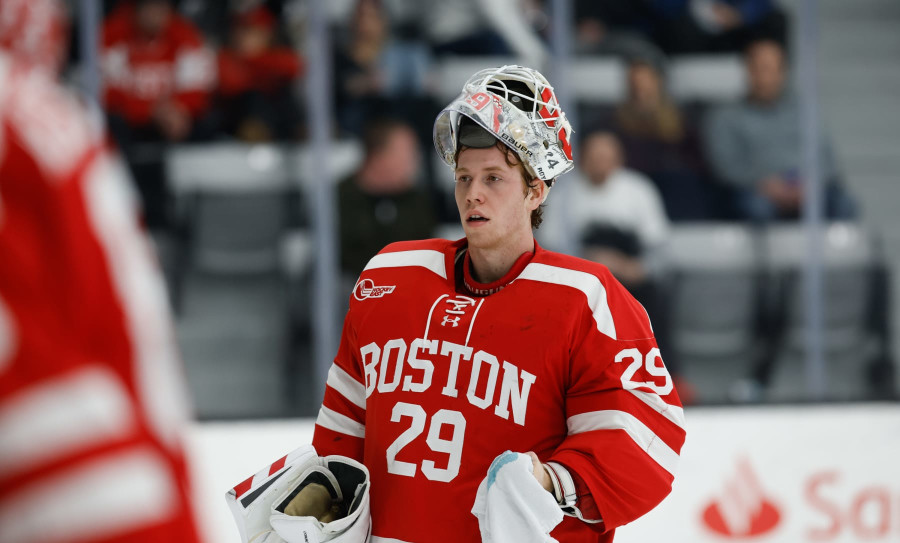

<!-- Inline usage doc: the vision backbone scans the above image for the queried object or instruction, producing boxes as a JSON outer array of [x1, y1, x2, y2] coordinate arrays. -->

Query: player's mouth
[[466, 213, 490, 226]]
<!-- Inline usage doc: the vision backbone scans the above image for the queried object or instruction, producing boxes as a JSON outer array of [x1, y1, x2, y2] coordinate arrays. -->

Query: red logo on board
[[701, 458, 783, 538]]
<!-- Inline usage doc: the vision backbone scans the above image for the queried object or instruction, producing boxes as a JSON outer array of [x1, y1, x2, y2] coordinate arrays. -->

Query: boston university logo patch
[[701, 458, 782, 538], [354, 278, 396, 301]]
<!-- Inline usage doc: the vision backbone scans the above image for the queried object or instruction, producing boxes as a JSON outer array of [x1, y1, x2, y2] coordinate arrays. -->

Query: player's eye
[[456, 175, 471, 184], [486, 175, 501, 183]]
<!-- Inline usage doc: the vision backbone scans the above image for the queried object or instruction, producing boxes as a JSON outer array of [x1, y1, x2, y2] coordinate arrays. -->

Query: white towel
[[471, 451, 564, 543]]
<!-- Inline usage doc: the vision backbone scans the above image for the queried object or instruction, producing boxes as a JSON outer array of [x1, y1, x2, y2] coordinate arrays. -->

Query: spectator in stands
[[551, 132, 670, 296], [702, 39, 856, 221], [612, 53, 714, 220], [333, 0, 434, 137], [541, 131, 683, 382], [102, 0, 215, 229], [338, 119, 437, 279], [653, 0, 788, 55], [217, 6, 303, 141]]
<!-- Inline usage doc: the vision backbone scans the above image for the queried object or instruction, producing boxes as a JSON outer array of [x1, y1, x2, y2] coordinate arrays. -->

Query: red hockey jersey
[[313, 237, 686, 542], [0, 54, 200, 543]]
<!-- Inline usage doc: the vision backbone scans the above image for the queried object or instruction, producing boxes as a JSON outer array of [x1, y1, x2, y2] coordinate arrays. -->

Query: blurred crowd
[[83, 0, 841, 234], [70, 0, 890, 403]]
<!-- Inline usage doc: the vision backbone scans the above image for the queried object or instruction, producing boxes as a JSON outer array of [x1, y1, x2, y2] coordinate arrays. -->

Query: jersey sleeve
[[312, 314, 367, 462], [0, 65, 200, 542], [548, 275, 686, 532]]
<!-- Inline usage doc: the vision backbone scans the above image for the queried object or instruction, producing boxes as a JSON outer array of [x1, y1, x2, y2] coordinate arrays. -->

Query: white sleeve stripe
[[84, 155, 191, 449], [518, 263, 616, 340], [0, 448, 176, 543], [326, 364, 366, 410], [363, 250, 447, 279], [628, 389, 686, 430], [567, 410, 679, 476], [0, 366, 135, 479], [316, 406, 365, 438], [371, 538, 414, 543]]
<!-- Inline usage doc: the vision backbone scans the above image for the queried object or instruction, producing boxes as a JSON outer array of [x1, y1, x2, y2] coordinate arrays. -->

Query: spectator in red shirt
[[216, 6, 304, 141], [102, 0, 215, 229], [103, 0, 214, 140]]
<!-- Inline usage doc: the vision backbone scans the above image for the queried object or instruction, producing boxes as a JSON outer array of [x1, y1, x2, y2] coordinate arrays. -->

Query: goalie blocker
[[226, 445, 371, 543]]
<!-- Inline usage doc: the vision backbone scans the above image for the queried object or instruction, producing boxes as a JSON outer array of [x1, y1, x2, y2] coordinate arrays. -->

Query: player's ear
[[525, 180, 545, 211]]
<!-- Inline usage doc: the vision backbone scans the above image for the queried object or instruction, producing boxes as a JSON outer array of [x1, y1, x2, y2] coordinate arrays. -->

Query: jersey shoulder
[[376, 238, 456, 256], [533, 246, 617, 284], [531, 247, 654, 341], [358, 238, 456, 284]]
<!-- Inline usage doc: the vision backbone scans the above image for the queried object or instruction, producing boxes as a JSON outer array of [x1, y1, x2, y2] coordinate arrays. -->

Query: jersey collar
[[459, 240, 539, 297]]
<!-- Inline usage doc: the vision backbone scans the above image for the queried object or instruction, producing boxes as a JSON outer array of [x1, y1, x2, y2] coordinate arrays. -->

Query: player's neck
[[467, 235, 535, 285]]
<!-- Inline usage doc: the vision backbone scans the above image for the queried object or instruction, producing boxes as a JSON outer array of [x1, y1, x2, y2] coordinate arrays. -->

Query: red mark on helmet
[[538, 88, 560, 128], [558, 126, 573, 160], [465, 92, 492, 111]]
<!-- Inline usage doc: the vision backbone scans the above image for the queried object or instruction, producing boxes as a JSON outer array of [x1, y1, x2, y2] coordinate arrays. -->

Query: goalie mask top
[[433, 65, 575, 185]]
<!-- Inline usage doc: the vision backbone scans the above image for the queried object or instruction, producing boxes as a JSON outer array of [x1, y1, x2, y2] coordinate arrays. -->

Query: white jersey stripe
[[316, 405, 365, 438], [0, 366, 135, 479], [372, 537, 415, 543], [364, 250, 447, 279], [628, 389, 686, 430], [84, 154, 191, 449], [518, 263, 616, 340], [0, 448, 177, 543], [327, 363, 367, 410], [567, 410, 679, 476]]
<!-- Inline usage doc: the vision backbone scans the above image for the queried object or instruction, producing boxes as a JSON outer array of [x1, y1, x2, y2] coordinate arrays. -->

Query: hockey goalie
[[228, 63, 685, 543]]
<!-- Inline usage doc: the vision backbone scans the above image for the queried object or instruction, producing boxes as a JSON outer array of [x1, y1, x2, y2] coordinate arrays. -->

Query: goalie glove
[[269, 455, 371, 543], [225, 445, 371, 543], [226, 445, 319, 543]]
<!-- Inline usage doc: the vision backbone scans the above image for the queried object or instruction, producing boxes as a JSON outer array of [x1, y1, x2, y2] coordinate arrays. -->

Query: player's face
[[454, 145, 541, 251]]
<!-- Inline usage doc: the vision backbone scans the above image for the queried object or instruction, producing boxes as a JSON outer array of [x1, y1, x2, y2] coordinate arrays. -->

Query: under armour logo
[[442, 315, 461, 327], [440, 295, 476, 327]]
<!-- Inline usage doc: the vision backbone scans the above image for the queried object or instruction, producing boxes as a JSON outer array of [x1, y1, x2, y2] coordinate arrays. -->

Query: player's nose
[[465, 178, 487, 204]]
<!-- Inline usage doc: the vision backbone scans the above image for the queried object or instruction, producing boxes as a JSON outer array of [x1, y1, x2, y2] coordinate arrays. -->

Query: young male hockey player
[[229, 65, 685, 543], [313, 64, 685, 541]]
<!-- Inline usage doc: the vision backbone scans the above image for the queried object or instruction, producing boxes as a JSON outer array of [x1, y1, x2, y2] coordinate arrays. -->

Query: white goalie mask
[[433, 65, 575, 185]]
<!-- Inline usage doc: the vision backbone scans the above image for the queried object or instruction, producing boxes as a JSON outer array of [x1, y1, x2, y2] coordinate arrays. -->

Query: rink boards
[[191, 404, 900, 543]]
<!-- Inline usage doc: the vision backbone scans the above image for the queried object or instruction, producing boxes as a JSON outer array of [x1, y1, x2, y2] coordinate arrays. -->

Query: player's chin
[[462, 226, 495, 248]]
